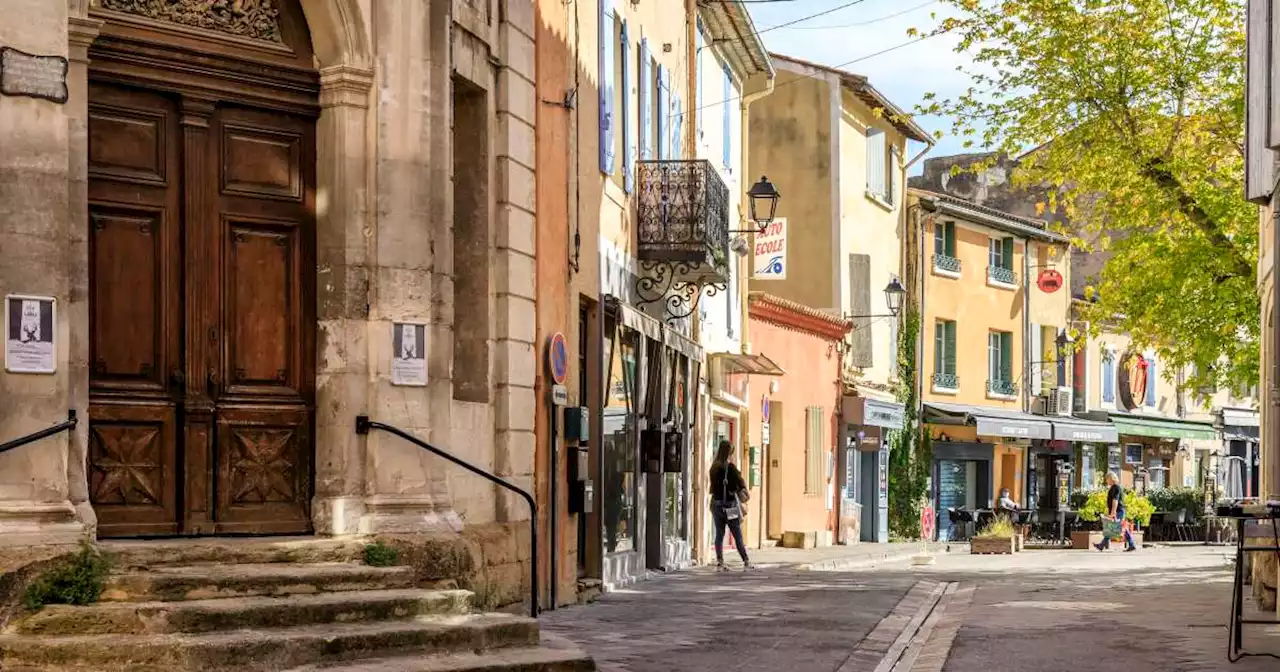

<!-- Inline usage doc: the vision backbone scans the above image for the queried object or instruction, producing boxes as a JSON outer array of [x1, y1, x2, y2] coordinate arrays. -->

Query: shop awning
[[1221, 408, 1260, 428], [1109, 414, 1217, 441], [1050, 418, 1118, 443], [923, 402, 1053, 440], [712, 352, 786, 376], [664, 329, 705, 361]]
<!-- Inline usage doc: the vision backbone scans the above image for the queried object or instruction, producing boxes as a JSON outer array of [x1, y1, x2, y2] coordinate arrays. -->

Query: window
[[722, 64, 732, 168], [933, 320, 957, 389], [988, 237, 1016, 285], [640, 40, 653, 160], [694, 21, 704, 141], [620, 20, 632, 193], [805, 405, 824, 495], [865, 128, 888, 200], [888, 146, 900, 205], [1101, 349, 1116, 405], [934, 221, 956, 257], [597, 0, 615, 174], [602, 319, 638, 553], [451, 76, 491, 403], [1145, 357, 1157, 407], [988, 330, 1014, 396], [656, 66, 667, 160], [1125, 444, 1143, 465]]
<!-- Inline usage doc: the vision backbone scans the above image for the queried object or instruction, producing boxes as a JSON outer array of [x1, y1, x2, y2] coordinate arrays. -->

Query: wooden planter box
[[1015, 533, 1024, 552], [1071, 530, 1145, 550], [971, 536, 1016, 555]]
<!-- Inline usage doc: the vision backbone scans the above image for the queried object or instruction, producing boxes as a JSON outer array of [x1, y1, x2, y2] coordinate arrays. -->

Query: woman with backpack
[[709, 439, 753, 571]]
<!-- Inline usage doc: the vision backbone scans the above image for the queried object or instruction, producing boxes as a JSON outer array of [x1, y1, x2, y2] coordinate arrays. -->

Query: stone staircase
[[0, 538, 594, 672]]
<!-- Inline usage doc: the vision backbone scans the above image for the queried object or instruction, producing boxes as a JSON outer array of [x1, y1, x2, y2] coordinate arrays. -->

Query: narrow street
[[541, 546, 1280, 672]]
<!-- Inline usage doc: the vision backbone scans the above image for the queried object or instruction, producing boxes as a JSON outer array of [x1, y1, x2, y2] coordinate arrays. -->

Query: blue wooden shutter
[[866, 130, 886, 196], [1102, 353, 1115, 403], [722, 65, 731, 167], [598, 0, 615, 174], [1145, 359, 1157, 406], [671, 95, 683, 158], [640, 39, 651, 160], [621, 21, 633, 193], [695, 23, 704, 140], [657, 66, 668, 160]]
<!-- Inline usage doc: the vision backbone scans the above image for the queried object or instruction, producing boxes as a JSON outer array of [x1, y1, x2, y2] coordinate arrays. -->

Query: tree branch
[[1138, 158, 1254, 279]]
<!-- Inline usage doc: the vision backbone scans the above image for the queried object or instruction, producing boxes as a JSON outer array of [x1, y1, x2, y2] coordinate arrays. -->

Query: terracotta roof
[[748, 292, 852, 341], [909, 188, 1069, 243]]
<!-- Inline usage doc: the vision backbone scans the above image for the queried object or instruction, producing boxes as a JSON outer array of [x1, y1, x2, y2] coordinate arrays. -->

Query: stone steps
[[0, 613, 539, 671], [101, 537, 367, 569], [16, 588, 472, 636], [101, 562, 417, 602], [292, 647, 596, 672]]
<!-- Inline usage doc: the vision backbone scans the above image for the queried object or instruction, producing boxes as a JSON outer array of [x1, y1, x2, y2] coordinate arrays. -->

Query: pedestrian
[[709, 439, 752, 571], [1094, 471, 1137, 552]]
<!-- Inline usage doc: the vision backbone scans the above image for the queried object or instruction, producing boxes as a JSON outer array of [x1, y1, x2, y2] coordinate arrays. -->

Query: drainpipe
[[1023, 240, 1031, 413]]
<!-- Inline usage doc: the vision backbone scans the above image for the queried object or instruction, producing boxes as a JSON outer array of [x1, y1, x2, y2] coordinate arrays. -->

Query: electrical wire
[[755, 0, 871, 36], [782, 0, 937, 30]]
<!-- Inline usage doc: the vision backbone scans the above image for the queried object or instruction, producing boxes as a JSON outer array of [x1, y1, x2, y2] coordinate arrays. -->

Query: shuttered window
[[865, 128, 887, 198], [621, 20, 633, 193], [722, 65, 732, 168], [1246, 0, 1274, 200], [989, 237, 1014, 270], [1101, 349, 1116, 404], [805, 405, 824, 496], [640, 39, 652, 160], [849, 254, 873, 368], [934, 320, 956, 376], [988, 331, 1012, 383], [672, 94, 683, 158], [657, 66, 668, 160], [1145, 358, 1157, 407], [695, 21, 704, 141], [888, 146, 900, 205], [598, 0, 615, 174], [934, 221, 955, 257]]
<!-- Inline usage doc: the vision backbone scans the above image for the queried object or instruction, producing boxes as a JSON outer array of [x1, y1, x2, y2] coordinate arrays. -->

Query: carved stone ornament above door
[[97, 0, 283, 43]]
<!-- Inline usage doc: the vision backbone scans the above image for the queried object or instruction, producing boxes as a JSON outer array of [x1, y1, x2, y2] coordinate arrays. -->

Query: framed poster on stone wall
[[391, 322, 427, 386], [4, 294, 56, 374]]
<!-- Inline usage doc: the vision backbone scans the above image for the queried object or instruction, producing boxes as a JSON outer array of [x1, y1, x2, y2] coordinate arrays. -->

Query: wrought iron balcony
[[933, 254, 962, 275], [634, 160, 731, 323], [932, 372, 959, 390], [987, 379, 1018, 397], [987, 265, 1017, 286]]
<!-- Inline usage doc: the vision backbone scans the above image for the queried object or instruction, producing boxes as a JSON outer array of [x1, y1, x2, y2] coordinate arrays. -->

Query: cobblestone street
[[541, 546, 1280, 671]]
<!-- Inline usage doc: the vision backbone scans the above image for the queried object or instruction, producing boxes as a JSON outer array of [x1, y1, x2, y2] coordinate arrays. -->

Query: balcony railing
[[932, 372, 959, 390], [636, 160, 730, 284], [933, 254, 961, 275], [987, 379, 1018, 397], [987, 265, 1017, 286]]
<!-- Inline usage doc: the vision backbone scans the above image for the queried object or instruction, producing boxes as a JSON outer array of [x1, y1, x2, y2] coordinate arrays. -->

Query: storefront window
[[602, 322, 638, 554], [664, 353, 688, 541]]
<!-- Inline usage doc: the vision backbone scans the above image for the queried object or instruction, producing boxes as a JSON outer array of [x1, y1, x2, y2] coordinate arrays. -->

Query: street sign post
[[913, 504, 937, 566]]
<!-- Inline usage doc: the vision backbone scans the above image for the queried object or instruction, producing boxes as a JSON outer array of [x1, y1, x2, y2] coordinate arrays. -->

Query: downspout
[[1023, 239, 1031, 413]]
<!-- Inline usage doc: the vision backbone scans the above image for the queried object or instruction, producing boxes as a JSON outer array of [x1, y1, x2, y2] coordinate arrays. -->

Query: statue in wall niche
[[97, 0, 284, 43]]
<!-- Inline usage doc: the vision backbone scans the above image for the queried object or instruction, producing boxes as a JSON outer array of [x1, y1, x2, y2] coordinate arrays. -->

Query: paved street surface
[[541, 545, 1280, 671]]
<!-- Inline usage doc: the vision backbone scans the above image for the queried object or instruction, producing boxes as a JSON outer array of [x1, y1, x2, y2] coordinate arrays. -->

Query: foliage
[[363, 541, 400, 567], [888, 303, 932, 539], [1077, 489, 1155, 526], [917, 0, 1257, 392], [975, 514, 1016, 538], [1069, 488, 1100, 511], [1147, 486, 1205, 516], [24, 544, 110, 611]]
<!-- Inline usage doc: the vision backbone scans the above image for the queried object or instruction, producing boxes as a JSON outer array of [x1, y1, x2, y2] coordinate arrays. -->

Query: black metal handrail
[[355, 416, 538, 618], [0, 410, 77, 455]]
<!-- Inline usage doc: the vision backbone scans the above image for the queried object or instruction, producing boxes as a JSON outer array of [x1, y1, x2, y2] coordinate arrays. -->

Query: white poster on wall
[[5, 294, 56, 374], [753, 218, 787, 279], [391, 322, 428, 386]]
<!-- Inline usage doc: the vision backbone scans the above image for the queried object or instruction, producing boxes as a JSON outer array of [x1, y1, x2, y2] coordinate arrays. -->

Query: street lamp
[[846, 278, 907, 321], [747, 176, 780, 231]]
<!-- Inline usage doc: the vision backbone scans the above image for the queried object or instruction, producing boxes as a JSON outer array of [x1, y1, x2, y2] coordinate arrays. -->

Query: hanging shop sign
[[1036, 268, 1064, 293], [753, 218, 787, 279], [390, 322, 428, 386], [1117, 351, 1149, 411], [4, 294, 56, 374]]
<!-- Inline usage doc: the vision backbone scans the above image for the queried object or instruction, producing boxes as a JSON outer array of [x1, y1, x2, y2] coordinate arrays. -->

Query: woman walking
[[710, 439, 752, 571], [1095, 471, 1138, 552]]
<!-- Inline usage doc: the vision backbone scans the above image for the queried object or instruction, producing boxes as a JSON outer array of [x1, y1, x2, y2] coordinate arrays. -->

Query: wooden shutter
[[640, 39, 652, 160], [1247, 0, 1274, 200], [722, 65, 732, 167], [946, 224, 955, 256], [945, 321, 957, 376], [657, 65, 667, 160], [1030, 323, 1042, 393], [1146, 359, 1157, 406], [1102, 351, 1115, 403], [1002, 237, 1015, 270], [598, 0, 615, 174], [621, 21, 633, 193], [888, 146, 900, 205], [866, 130, 886, 197], [672, 95, 683, 158], [849, 254, 873, 368], [695, 22, 704, 141], [1000, 332, 1014, 382], [805, 406, 823, 495]]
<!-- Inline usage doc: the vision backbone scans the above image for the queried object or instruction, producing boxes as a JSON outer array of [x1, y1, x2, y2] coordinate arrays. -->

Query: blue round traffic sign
[[547, 333, 568, 385]]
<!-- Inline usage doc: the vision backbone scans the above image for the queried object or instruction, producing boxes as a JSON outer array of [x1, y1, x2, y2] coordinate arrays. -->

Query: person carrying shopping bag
[[1095, 471, 1137, 552], [709, 439, 752, 571]]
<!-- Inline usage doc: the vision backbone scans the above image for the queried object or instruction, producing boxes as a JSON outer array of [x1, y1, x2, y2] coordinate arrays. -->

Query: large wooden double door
[[87, 79, 316, 537]]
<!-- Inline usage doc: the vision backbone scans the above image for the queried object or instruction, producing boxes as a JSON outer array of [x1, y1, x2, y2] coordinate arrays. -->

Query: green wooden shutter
[[1002, 237, 1015, 270], [945, 223, 955, 256], [1000, 331, 1013, 381], [945, 321, 957, 375], [934, 322, 944, 374]]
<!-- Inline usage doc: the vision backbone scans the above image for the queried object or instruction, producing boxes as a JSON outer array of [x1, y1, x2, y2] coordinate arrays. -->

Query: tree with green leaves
[[915, 0, 1257, 393]]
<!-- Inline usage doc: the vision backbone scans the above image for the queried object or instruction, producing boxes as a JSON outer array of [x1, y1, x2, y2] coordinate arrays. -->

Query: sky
[[744, 0, 974, 174]]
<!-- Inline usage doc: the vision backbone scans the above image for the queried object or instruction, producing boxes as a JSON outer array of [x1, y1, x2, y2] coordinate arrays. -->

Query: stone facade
[[0, 0, 538, 556]]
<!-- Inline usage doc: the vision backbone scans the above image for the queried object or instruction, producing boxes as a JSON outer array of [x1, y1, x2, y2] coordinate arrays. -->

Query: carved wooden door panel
[[87, 82, 183, 537], [89, 82, 315, 537], [207, 104, 315, 534]]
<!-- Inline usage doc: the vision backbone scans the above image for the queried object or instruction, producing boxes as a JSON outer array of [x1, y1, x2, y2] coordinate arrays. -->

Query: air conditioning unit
[[1048, 387, 1073, 417]]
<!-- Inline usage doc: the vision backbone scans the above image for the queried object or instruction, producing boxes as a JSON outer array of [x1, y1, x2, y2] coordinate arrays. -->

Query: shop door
[[87, 82, 315, 537]]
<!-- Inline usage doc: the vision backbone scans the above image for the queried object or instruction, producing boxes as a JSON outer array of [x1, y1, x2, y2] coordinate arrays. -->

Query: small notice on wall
[[0, 47, 68, 104], [391, 322, 427, 386], [5, 294, 56, 374]]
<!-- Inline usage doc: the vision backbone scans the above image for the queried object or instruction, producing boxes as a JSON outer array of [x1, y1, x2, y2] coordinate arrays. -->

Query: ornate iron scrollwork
[[635, 260, 728, 325]]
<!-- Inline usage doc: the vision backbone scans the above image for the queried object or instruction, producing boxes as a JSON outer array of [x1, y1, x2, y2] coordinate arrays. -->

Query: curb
[[795, 545, 949, 572]]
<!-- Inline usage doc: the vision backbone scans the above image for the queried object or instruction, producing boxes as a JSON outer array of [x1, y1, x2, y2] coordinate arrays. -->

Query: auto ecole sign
[[753, 218, 786, 280]]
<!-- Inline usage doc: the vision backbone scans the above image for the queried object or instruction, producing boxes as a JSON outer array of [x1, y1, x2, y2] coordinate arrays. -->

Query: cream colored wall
[[837, 88, 906, 387], [1026, 241, 1071, 394], [917, 207, 1024, 409], [747, 64, 837, 311], [1262, 202, 1275, 498]]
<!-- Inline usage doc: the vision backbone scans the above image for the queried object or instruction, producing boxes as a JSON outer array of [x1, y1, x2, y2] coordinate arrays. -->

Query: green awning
[[1111, 416, 1216, 441]]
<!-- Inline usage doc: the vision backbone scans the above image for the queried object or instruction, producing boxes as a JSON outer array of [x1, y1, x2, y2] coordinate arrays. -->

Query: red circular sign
[[546, 333, 568, 385], [1037, 268, 1064, 293], [921, 505, 936, 540]]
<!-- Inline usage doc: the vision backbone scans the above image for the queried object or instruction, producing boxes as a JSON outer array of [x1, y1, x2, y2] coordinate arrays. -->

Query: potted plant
[[1073, 490, 1153, 549], [971, 515, 1018, 554]]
